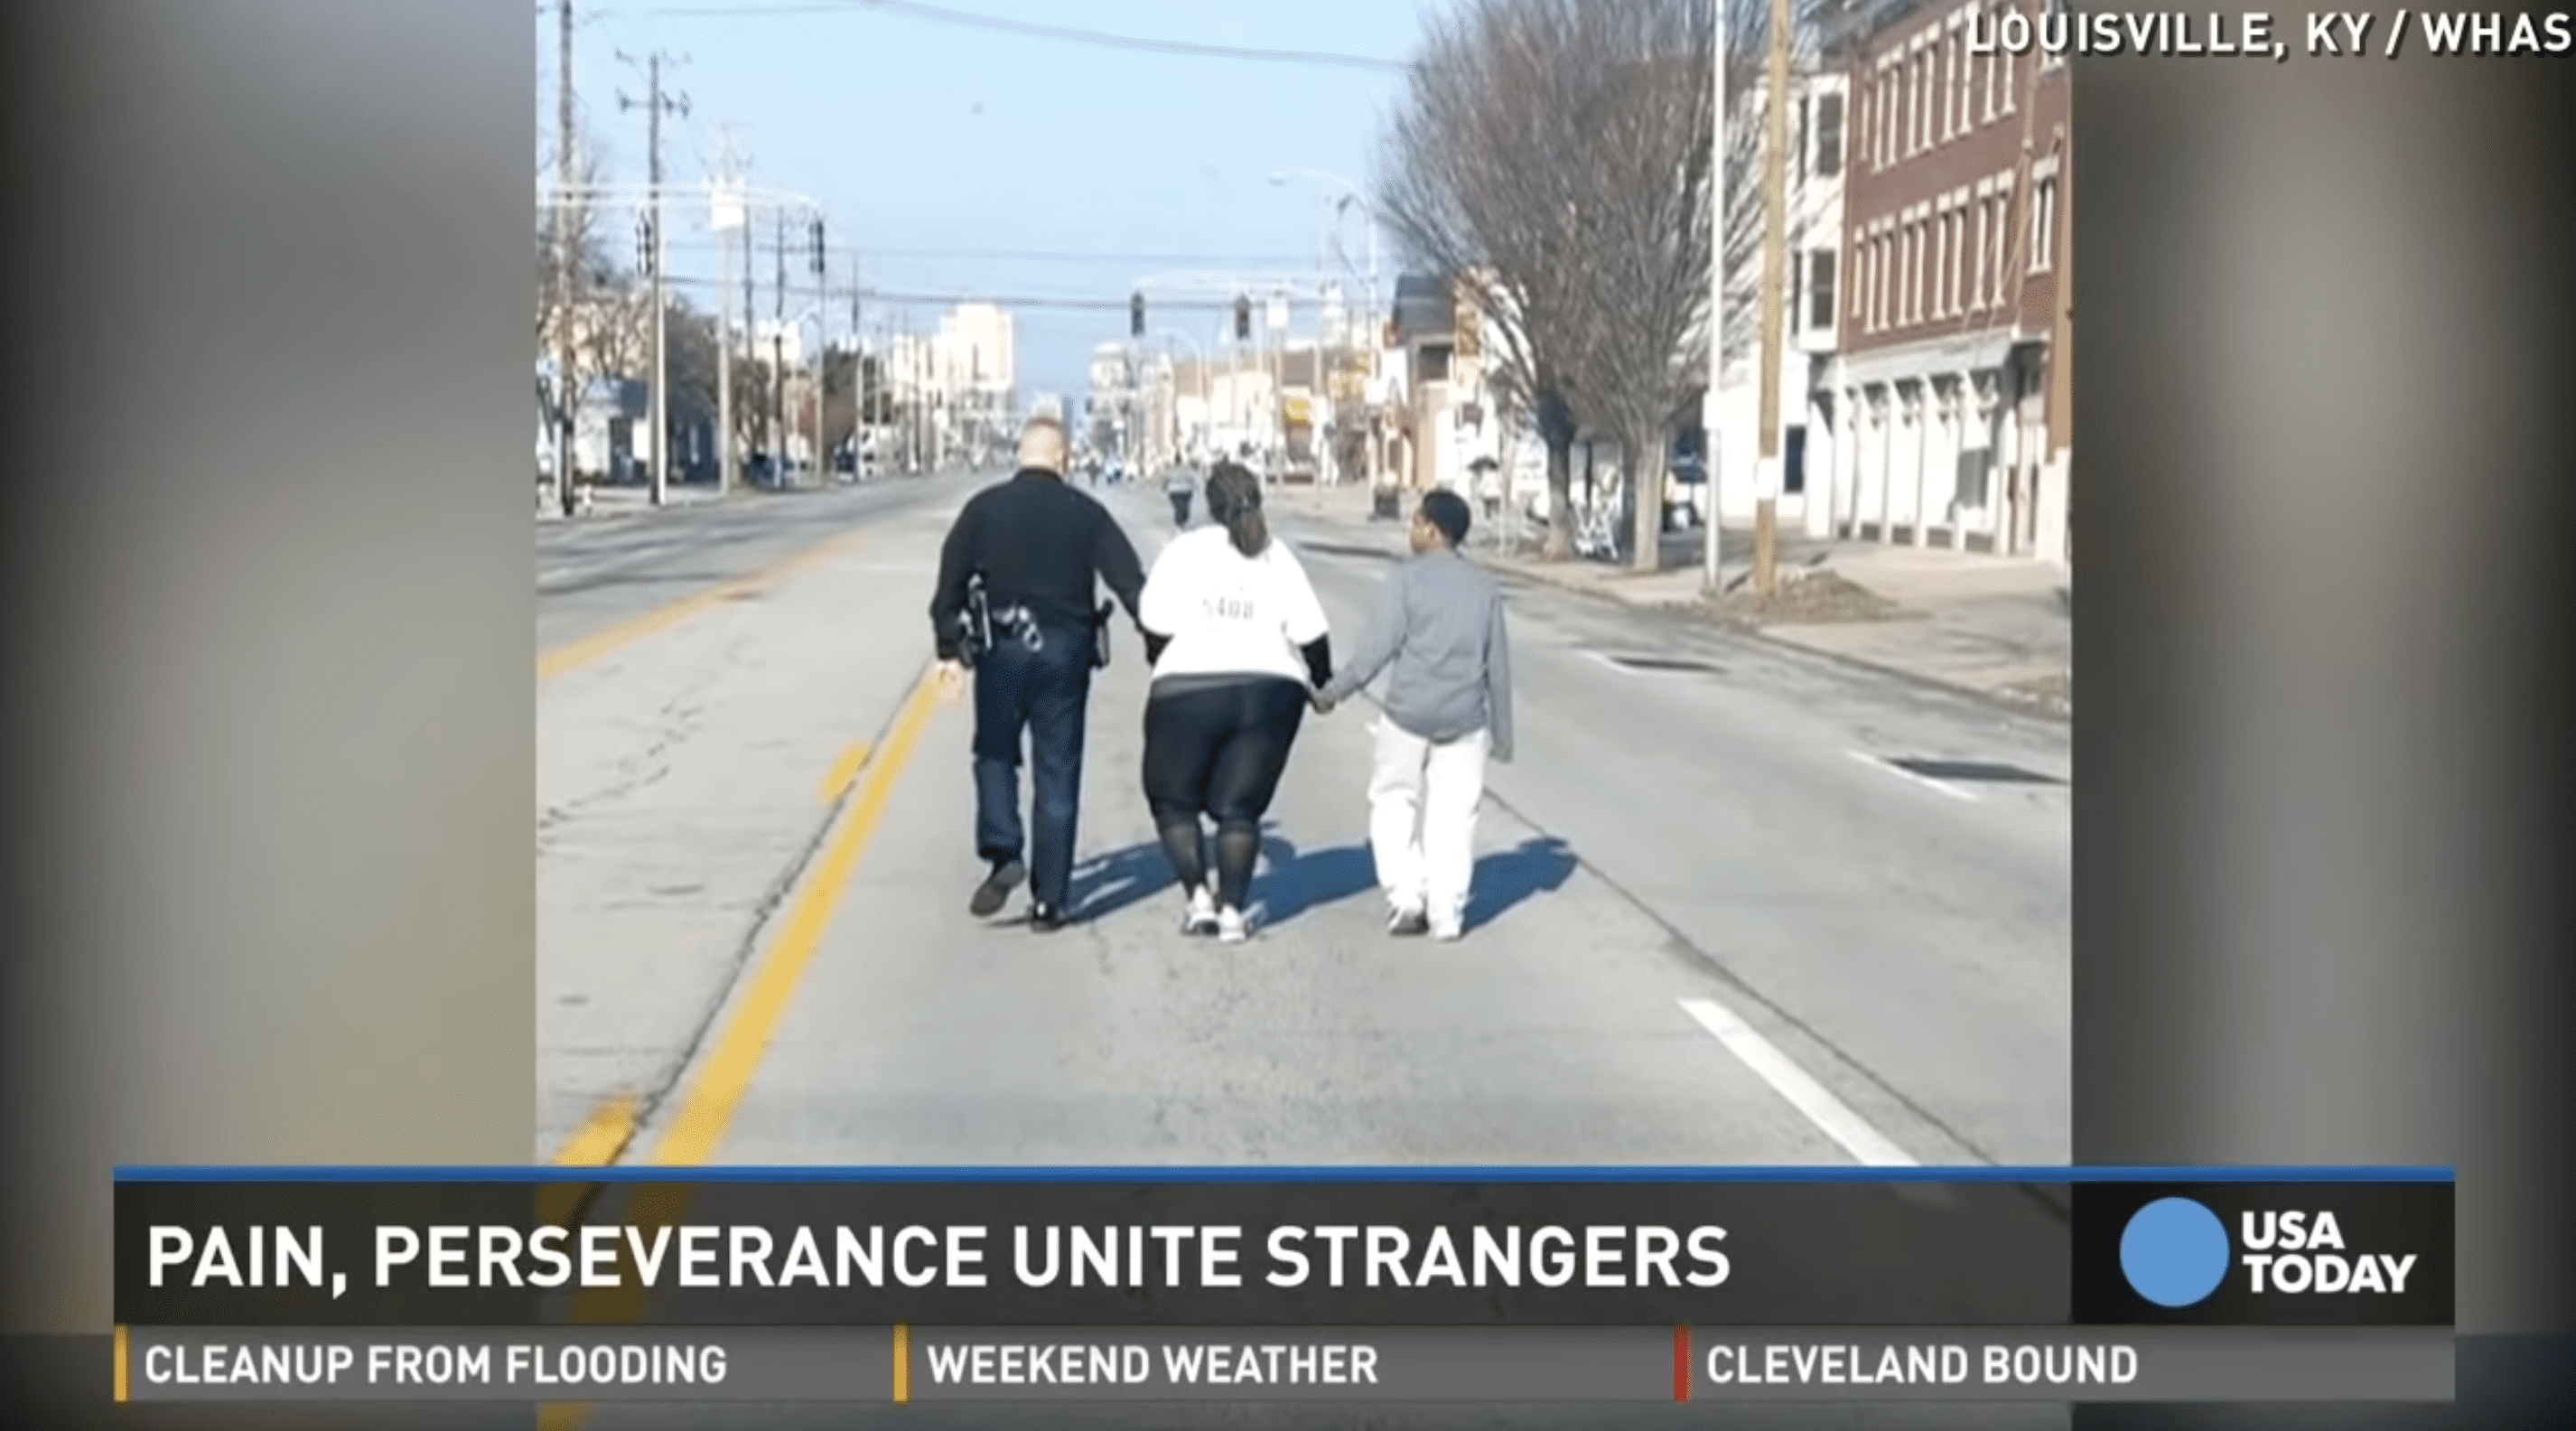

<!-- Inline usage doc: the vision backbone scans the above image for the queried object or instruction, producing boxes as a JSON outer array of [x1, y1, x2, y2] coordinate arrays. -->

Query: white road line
[[1676, 996, 1918, 1167], [1846, 749, 1982, 802]]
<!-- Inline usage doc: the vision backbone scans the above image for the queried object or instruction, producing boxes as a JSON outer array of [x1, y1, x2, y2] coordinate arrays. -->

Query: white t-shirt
[[1139, 526, 1331, 685]]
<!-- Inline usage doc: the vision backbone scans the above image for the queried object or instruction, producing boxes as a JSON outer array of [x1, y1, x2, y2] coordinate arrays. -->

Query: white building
[[934, 303, 1015, 398], [1706, 71, 1849, 538]]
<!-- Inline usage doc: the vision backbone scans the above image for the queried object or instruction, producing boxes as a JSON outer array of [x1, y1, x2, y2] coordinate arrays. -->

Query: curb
[[1493, 553, 2075, 726], [1277, 505, 2073, 724]]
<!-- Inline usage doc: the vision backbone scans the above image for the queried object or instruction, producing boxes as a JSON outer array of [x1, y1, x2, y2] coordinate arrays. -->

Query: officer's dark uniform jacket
[[930, 468, 1146, 659]]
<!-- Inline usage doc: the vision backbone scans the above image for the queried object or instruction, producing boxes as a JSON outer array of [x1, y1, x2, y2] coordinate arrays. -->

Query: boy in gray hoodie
[[1314, 489, 1514, 940]]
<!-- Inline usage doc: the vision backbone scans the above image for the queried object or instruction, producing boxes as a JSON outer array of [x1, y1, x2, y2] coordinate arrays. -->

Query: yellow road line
[[650, 671, 940, 1165], [537, 529, 867, 681], [893, 1323, 912, 1402], [536, 1094, 641, 1230], [818, 740, 874, 803], [551, 1094, 640, 1167], [537, 669, 944, 1430], [114, 1325, 128, 1402]]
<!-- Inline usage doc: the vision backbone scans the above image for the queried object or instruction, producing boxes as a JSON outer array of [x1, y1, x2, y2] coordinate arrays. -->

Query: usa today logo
[[2118, 1198, 2422, 1306]]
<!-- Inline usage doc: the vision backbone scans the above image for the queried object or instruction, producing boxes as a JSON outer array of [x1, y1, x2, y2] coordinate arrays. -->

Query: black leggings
[[1141, 675, 1308, 911]]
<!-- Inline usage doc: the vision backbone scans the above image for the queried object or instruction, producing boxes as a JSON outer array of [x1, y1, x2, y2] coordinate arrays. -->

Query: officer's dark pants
[[971, 622, 1094, 912]]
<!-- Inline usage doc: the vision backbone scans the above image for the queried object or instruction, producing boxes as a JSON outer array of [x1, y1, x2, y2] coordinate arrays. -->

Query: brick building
[[1826, 0, 2072, 562]]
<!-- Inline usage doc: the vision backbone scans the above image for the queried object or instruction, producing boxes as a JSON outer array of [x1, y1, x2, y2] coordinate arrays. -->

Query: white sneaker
[[1181, 884, 1218, 936], [1215, 906, 1250, 944], [1429, 913, 1465, 942]]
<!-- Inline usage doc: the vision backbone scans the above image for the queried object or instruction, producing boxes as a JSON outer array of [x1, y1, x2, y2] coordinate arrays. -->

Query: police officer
[[929, 416, 1148, 931]]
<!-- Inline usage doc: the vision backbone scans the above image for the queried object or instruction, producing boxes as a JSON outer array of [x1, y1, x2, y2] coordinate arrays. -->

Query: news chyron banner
[[112, 1167, 2452, 1406]]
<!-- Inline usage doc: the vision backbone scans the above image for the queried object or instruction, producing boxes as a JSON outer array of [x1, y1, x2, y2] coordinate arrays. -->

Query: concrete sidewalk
[[1269, 482, 2072, 719]]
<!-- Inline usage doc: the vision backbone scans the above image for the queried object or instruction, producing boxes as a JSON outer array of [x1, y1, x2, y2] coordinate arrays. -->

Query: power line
[[649, 238, 1317, 266], [643, 0, 1410, 72], [645, 275, 1248, 312]]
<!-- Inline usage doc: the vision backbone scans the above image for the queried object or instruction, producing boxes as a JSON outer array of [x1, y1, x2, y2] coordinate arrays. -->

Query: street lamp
[[1267, 170, 1380, 328]]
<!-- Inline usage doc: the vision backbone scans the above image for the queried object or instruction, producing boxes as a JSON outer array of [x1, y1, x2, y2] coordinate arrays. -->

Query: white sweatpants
[[1366, 717, 1489, 922]]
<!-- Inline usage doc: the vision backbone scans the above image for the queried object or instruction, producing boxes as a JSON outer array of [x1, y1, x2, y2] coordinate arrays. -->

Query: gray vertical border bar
[[0, 2, 538, 1426], [2071, 10, 2573, 1431]]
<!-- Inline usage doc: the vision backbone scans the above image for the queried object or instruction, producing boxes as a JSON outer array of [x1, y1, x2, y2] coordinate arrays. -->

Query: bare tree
[[537, 131, 611, 443], [1377, 0, 1793, 566], [1378, 0, 1601, 560]]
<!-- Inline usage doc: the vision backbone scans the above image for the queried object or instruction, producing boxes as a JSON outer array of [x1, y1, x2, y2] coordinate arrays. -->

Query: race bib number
[[1203, 592, 1258, 622]]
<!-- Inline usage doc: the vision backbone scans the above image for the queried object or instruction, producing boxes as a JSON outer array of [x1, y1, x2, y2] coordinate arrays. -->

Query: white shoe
[[1181, 884, 1218, 935], [1215, 906, 1250, 944], [1429, 913, 1464, 942]]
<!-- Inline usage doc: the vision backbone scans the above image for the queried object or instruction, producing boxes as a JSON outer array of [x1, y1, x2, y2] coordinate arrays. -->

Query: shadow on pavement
[[1073, 828, 1380, 931], [1068, 842, 1177, 924], [1464, 835, 1579, 931], [1073, 828, 1581, 937], [1251, 833, 1377, 925]]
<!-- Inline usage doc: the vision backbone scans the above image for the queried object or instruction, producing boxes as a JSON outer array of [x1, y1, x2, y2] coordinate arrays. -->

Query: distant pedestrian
[[1312, 489, 1514, 941], [1164, 467, 1197, 528], [1135, 462, 1334, 943], [929, 416, 1148, 932]]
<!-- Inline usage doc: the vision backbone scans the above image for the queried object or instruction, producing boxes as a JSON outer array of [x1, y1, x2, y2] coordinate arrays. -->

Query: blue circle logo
[[2120, 1197, 2231, 1307]]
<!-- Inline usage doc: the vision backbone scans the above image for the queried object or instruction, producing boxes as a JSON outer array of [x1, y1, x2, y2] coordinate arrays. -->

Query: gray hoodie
[[1320, 547, 1515, 760]]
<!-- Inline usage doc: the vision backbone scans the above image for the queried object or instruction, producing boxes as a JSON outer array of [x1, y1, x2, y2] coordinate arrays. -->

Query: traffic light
[[635, 213, 656, 275], [1129, 291, 1145, 339], [1233, 295, 1252, 341], [808, 219, 826, 276]]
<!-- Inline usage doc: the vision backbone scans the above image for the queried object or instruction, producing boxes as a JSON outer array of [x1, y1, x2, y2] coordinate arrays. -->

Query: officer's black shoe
[[1028, 903, 1069, 934], [969, 860, 1025, 918]]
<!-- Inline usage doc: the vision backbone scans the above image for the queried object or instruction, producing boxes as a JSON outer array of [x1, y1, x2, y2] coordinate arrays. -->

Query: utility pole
[[1703, 0, 1731, 593], [772, 211, 787, 482], [849, 257, 865, 477], [620, 49, 689, 507], [552, 0, 578, 517], [711, 128, 744, 497], [809, 214, 827, 480], [1750, 0, 1793, 595]]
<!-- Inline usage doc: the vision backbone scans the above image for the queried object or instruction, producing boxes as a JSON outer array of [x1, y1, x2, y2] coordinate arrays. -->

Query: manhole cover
[[1886, 757, 2064, 785], [1601, 654, 1721, 674]]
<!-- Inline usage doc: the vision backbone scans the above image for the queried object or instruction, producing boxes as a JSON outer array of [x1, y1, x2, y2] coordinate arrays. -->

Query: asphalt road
[[534, 469, 2071, 1430]]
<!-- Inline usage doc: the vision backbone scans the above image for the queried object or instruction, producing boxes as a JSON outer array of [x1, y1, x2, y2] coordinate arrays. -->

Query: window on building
[[1931, 212, 1949, 320], [1789, 253, 1802, 338], [1918, 221, 1932, 325], [1943, 33, 1960, 141], [1815, 93, 1843, 178], [1810, 250, 1837, 332], [1796, 95, 1810, 182], [1913, 50, 1928, 152], [2031, 174, 2058, 273], [1897, 62, 1911, 158], [1971, 198, 1990, 310], [1865, 234, 1880, 332], [1994, 190, 2011, 296], [1874, 70, 1888, 167], [1981, 12, 1997, 121], [1874, 232, 1890, 332], [1937, 209, 1957, 318], [1896, 224, 1916, 327]]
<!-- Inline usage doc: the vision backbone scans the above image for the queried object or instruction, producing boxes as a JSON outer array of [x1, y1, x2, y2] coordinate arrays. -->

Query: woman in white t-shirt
[[1135, 463, 1333, 943]]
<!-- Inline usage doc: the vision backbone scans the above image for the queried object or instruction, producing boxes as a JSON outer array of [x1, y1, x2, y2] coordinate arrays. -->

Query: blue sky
[[546, 0, 1437, 397]]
